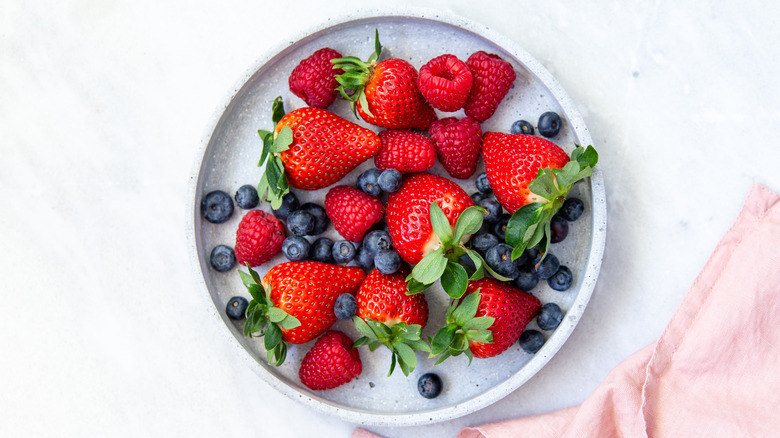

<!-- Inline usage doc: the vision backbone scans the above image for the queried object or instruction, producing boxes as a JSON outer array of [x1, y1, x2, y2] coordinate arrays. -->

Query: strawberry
[[288, 48, 344, 109], [463, 51, 516, 123], [428, 116, 483, 179], [324, 185, 384, 242], [234, 209, 286, 267], [430, 277, 541, 362], [299, 330, 362, 390], [374, 130, 436, 174], [353, 267, 430, 376], [332, 31, 436, 130], [417, 54, 473, 112], [239, 261, 366, 365], [256, 98, 381, 208]]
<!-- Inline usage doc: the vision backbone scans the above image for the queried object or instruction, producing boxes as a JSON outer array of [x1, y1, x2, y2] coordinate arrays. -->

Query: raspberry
[[324, 185, 384, 242], [288, 48, 344, 109], [417, 54, 473, 112], [428, 116, 483, 179], [374, 130, 436, 174], [463, 51, 516, 122], [234, 210, 286, 267], [299, 330, 362, 390]]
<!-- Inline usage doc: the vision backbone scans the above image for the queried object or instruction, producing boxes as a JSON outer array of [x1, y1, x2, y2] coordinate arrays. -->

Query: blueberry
[[548, 265, 573, 291], [201, 190, 234, 224], [378, 168, 402, 193], [470, 192, 488, 205], [478, 198, 503, 224], [485, 243, 519, 280], [518, 330, 545, 353], [492, 213, 511, 243], [525, 246, 541, 266], [210, 245, 236, 272], [272, 192, 300, 220], [533, 253, 560, 280], [510, 119, 534, 135], [332, 240, 356, 264], [225, 296, 248, 320], [357, 168, 382, 196], [559, 198, 585, 222], [298, 203, 329, 235], [475, 172, 492, 194], [374, 249, 401, 274], [537, 112, 562, 138], [550, 214, 569, 243], [417, 373, 443, 399], [537, 302, 563, 330], [514, 266, 539, 291], [234, 184, 259, 209], [282, 236, 310, 261], [310, 237, 334, 263], [363, 230, 392, 255], [355, 244, 375, 270], [286, 210, 315, 236], [471, 233, 499, 254], [334, 293, 357, 320]]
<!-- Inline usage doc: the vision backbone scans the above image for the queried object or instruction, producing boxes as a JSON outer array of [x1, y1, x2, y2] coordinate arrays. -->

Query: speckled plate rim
[[187, 7, 606, 427]]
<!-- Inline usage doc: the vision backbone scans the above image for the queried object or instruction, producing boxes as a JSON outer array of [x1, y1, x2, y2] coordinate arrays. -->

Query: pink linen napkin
[[355, 183, 780, 438]]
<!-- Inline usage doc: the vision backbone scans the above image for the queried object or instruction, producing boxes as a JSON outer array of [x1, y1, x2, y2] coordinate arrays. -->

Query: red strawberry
[[289, 48, 344, 109], [428, 116, 483, 179], [417, 54, 473, 112], [324, 185, 384, 242], [234, 209, 285, 267], [374, 130, 436, 174], [463, 51, 516, 122], [299, 330, 362, 390]]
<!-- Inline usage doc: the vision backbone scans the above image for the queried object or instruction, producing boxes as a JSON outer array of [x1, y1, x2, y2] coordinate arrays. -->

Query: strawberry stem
[[256, 97, 293, 210], [331, 29, 382, 119], [428, 291, 494, 366], [352, 316, 430, 376]]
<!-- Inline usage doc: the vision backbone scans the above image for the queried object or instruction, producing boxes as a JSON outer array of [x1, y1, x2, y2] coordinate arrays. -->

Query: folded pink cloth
[[355, 184, 780, 438]]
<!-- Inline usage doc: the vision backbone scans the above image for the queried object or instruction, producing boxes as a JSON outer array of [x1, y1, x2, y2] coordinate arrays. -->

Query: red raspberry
[[324, 185, 384, 242], [299, 330, 362, 390], [463, 51, 516, 122], [374, 130, 436, 174], [288, 48, 344, 109], [234, 210, 285, 267], [417, 54, 473, 112], [429, 116, 483, 179]]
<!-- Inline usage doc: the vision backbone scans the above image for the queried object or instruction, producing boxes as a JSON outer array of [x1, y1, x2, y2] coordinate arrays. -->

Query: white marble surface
[[2, 1, 779, 437]]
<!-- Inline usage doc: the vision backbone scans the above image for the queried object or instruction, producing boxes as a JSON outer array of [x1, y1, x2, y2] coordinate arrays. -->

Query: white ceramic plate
[[190, 9, 606, 427]]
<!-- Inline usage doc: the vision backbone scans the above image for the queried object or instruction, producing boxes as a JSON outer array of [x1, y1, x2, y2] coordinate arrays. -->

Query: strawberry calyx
[[429, 291, 494, 365], [506, 145, 599, 262], [256, 96, 294, 209], [331, 29, 382, 119], [352, 316, 430, 377], [238, 264, 301, 366]]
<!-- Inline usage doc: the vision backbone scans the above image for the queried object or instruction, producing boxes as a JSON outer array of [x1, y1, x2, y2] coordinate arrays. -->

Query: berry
[[537, 302, 563, 330], [550, 214, 569, 243], [471, 233, 499, 254], [334, 293, 357, 320], [478, 198, 503, 224], [332, 240, 357, 264], [234, 184, 259, 209], [525, 246, 541, 266], [428, 116, 483, 179], [286, 209, 315, 237], [492, 213, 511, 243], [559, 198, 585, 222], [299, 203, 330, 235], [282, 236, 310, 261], [356, 168, 382, 196], [234, 210, 285, 267], [475, 172, 491, 194], [374, 130, 436, 174], [310, 237, 334, 263], [355, 244, 375, 270], [514, 266, 539, 291], [226, 296, 249, 320], [485, 243, 520, 280], [510, 120, 534, 135], [417, 54, 473, 112], [518, 329, 545, 353], [537, 111, 562, 137], [325, 185, 385, 242], [374, 249, 401, 274], [470, 192, 487, 204], [378, 168, 402, 193], [288, 47, 344, 109], [272, 192, 300, 221], [363, 230, 393, 255], [463, 51, 516, 122], [548, 265, 573, 291], [210, 245, 236, 272], [299, 330, 362, 390], [201, 190, 234, 224], [533, 253, 560, 280], [417, 373, 443, 399]]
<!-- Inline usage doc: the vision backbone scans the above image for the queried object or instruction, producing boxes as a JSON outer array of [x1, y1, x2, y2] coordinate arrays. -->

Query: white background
[[2, 1, 779, 437]]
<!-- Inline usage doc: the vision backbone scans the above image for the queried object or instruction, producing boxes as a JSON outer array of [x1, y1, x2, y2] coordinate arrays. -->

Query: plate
[[190, 9, 606, 427]]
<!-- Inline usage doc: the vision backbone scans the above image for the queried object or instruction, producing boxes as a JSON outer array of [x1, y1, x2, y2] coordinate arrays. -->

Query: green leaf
[[451, 291, 480, 326], [576, 145, 599, 168], [268, 306, 287, 323], [505, 203, 543, 247], [264, 323, 282, 351], [258, 130, 274, 167], [528, 168, 557, 202], [353, 316, 376, 339], [406, 339, 431, 352], [266, 157, 282, 196], [278, 314, 301, 331], [406, 278, 432, 295], [256, 172, 269, 201], [441, 261, 468, 299], [452, 206, 486, 243], [430, 327, 455, 356], [410, 247, 447, 285], [483, 261, 513, 282], [247, 264, 263, 285], [246, 284, 264, 303], [434, 350, 453, 365], [463, 248, 485, 281], [238, 269, 256, 289], [429, 202, 453, 244], [463, 316, 494, 331], [388, 353, 396, 376], [466, 329, 494, 344], [464, 348, 474, 366], [358, 91, 373, 118], [271, 96, 285, 125], [273, 126, 293, 153], [353, 337, 370, 348], [394, 342, 417, 373]]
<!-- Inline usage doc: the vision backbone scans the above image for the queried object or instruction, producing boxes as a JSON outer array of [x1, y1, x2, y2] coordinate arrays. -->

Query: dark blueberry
[[282, 236, 310, 261], [355, 244, 375, 270], [548, 265, 573, 291], [357, 168, 382, 196], [537, 302, 563, 330], [309, 237, 334, 263], [286, 210, 315, 236], [225, 296, 248, 321], [378, 168, 402, 193], [514, 266, 539, 291], [485, 243, 520, 280], [299, 203, 329, 235], [234, 184, 259, 209], [478, 198, 503, 224], [510, 119, 534, 135], [525, 246, 541, 266], [374, 249, 401, 274], [210, 245, 236, 272], [518, 329, 545, 353], [417, 373, 443, 399], [533, 253, 560, 280], [559, 198, 585, 222], [334, 293, 357, 320], [537, 111, 562, 138], [471, 233, 499, 254], [332, 240, 356, 264], [492, 213, 511, 243], [470, 192, 488, 205], [272, 192, 300, 220], [475, 172, 492, 194], [201, 190, 234, 224], [363, 230, 392, 256], [550, 214, 569, 243]]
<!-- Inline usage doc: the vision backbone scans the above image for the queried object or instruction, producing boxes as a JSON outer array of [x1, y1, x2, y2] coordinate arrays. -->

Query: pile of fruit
[[201, 31, 597, 397]]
